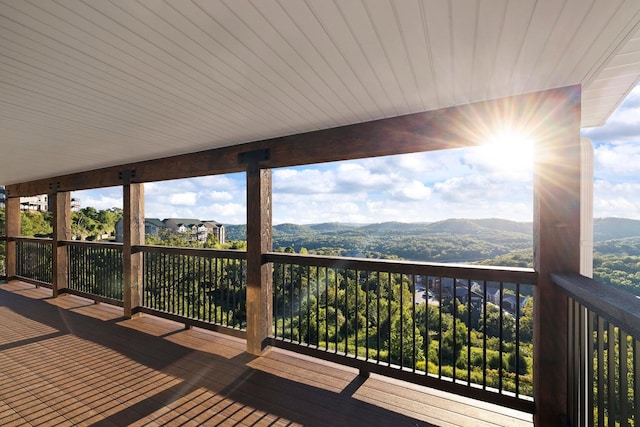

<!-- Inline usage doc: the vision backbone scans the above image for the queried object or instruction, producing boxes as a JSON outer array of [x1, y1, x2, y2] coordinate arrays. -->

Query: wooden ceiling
[[1, 0, 640, 185]]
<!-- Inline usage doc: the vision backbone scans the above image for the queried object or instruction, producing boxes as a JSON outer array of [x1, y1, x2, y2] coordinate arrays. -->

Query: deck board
[[0, 281, 533, 426]]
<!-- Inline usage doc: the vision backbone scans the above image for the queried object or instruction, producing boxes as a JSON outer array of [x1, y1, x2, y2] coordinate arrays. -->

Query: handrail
[[135, 244, 246, 259], [265, 252, 537, 283], [60, 240, 122, 248], [12, 236, 53, 243], [552, 272, 640, 340]]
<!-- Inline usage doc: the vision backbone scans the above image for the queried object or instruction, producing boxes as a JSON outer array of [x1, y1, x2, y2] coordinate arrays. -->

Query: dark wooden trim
[[12, 236, 53, 243], [5, 198, 20, 279], [7, 86, 581, 196], [58, 288, 124, 308], [135, 244, 246, 260], [136, 306, 247, 340], [264, 252, 537, 284], [553, 273, 640, 341], [245, 164, 272, 355], [268, 338, 535, 414], [123, 183, 144, 318], [52, 192, 71, 297], [15, 276, 53, 289], [532, 84, 582, 425], [60, 240, 123, 249]]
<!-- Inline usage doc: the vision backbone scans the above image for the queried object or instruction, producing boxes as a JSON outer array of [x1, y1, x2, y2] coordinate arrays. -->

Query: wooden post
[[533, 86, 582, 425], [245, 160, 273, 355], [5, 196, 20, 280], [51, 192, 71, 297], [123, 181, 144, 318]]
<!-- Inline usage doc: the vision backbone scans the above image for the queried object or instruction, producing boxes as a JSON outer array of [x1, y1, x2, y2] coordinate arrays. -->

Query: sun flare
[[478, 128, 535, 174]]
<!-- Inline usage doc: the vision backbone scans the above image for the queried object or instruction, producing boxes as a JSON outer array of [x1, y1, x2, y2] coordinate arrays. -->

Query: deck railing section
[[139, 245, 247, 335], [15, 237, 52, 286], [65, 241, 123, 305], [266, 252, 536, 412], [553, 273, 640, 427]]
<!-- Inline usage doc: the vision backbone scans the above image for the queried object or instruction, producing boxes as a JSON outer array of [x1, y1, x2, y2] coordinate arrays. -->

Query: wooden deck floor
[[0, 281, 533, 427]]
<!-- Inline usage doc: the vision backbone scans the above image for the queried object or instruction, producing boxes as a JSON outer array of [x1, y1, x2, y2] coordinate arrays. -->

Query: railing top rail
[[12, 236, 53, 243], [553, 272, 640, 341], [135, 244, 247, 260], [60, 240, 123, 249], [265, 252, 537, 284]]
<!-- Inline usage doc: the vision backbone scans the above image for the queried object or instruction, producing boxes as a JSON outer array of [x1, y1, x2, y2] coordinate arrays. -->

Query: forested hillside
[[227, 218, 534, 262], [4, 209, 640, 296]]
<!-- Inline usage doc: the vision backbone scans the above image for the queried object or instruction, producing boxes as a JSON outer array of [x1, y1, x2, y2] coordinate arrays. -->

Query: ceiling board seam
[[198, 0, 332, 126], [0, 49, 231, 138], [361, 0, 411, 111], [304, 0, 385, 118], [484, 0, 507, 100], [391, 0, 426, 110], [92, 0, 284, 130], [275, 0, 367, 122], [0, 30, 235, 134], [419, 0, 440, 106], [140, 0, 301, 132], [0, 3, 251, 131], [582, 7, 640, 88], [334, 0, 400, 117], [222, 0, 339, 126], [252, 0, 357, 122], [168, 1, 315, 126]]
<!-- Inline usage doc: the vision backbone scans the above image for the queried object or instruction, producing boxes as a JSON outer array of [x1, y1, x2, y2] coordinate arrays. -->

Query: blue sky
[[75, 84, 640, 225]]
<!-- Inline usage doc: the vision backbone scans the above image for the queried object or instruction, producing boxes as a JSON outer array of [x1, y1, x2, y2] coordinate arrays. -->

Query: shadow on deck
[[0, 281, 533, 426]]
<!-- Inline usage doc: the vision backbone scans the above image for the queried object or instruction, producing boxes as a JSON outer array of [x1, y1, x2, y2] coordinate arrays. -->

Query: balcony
[[2, 229, 640, 425], [0, 279, 535, 426], [2, 3, 640, 421]]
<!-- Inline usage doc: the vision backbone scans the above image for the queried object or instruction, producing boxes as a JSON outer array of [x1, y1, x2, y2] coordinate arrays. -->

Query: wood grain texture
[[0, 281, 532, 427]]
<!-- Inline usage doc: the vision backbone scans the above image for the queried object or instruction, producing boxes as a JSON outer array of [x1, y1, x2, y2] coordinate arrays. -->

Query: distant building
[[20, 194, 49, 212], [71, 197, 81, 212], [144, 218, 165, 237], [115, 217, 225, 245], [0, 188, 79, 213], [163, 218, 225, 244]]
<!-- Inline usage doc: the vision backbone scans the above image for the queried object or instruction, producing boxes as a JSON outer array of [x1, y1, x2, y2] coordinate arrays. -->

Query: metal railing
[[66, 241, 123, 305], [266, 252, 536, 412], [554, 273, 640, 427], [15, 237, 53, 286], [139, 245, 247, 335], [8, 239, 542, 412]]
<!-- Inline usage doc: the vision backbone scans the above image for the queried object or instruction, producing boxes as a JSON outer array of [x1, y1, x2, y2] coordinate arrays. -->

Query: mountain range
[[224, 217, 640, 263]]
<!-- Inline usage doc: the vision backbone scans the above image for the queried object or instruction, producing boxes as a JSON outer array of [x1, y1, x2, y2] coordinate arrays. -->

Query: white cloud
[[594, 144, 640, 176], [594, 180, 640, 219], [169, 192, 197, 206], [389, 180, 432, 201]]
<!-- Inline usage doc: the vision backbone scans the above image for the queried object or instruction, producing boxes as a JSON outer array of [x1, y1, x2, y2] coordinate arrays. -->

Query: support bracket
[[238, 148, 270, 165], [118, 169, 136, 184]]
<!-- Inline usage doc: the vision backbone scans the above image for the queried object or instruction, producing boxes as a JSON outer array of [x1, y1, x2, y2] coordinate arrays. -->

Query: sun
[[477, 127, 535, 174]]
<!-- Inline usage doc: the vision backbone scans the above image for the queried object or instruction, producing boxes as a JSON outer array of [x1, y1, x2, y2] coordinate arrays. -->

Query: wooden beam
[[51, 192, 71, 297], [123, 183, 144, 318], [5, 197, 20, 279], [245, 162, 272, 355], [533, 85, 582, 425], [7, 86, 580, 197]]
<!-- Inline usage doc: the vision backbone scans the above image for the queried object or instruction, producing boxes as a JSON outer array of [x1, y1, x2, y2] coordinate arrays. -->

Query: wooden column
[[51, 192, 71, 297], [245, 160, 272, 355], [5, 196, 20, 279], [533, 87, 582, 425], [123, 182, 144, 318]]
